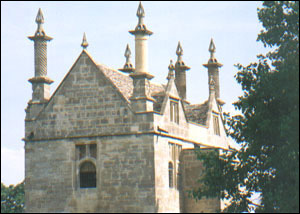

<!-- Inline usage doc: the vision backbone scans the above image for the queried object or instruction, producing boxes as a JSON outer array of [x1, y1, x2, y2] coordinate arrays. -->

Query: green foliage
[[1, 181, 25, 213], [192, 1, 299, 213]]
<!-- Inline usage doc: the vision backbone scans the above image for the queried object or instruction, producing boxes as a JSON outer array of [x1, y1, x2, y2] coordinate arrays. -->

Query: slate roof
[[98, 63, 209, 125], [99, 64, 133, 102], [185, 101, 209, 126], [152, 90, 166, 112], [98, 64, 165, 109]]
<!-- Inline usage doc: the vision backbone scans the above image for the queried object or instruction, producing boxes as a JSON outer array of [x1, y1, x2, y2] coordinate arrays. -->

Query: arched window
[[80, 161, 96, 188], [169, 162, 174, 188]]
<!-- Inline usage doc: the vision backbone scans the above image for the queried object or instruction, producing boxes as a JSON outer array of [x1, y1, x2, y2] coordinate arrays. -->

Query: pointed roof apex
[[119, 44, 134, 73], [81, 32, 89, 49], [209, 38, 216, 53], [124, 44, 131, 58], [35, 8, 44, 24], [137, 1, 145, 18], [176, 41, 183, 56], [168, 59, 175, 71]]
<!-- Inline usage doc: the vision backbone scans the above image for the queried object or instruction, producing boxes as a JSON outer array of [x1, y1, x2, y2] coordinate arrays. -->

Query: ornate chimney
[[175, 41, 190, 101], [28, 8, 54, 103], [203, 38, 223, 100], [128, 2, 155, 112]]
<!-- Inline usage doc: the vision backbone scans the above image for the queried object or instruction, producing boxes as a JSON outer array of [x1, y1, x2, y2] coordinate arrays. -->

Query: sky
[[1, 1, 270, 186]]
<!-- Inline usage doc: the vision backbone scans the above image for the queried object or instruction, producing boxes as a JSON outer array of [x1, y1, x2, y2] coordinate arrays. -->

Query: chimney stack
[[128, 2, 155, 112], [203, 38, 222, 99], [175, 41, 190, 101], [28, 8, 54, 103]]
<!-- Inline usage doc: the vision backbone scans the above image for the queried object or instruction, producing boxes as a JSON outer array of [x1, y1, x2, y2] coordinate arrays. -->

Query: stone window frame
[[212, 113, 220, 136], [76, 143, 97, 160], [75, 143, 98, 190], [170, 98, 179, 124], [168, 161, 174, 188], [168, 142, 182, 190]]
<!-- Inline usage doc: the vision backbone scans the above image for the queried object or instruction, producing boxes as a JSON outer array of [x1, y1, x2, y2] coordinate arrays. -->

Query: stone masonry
[[24, 4, 232, 213]]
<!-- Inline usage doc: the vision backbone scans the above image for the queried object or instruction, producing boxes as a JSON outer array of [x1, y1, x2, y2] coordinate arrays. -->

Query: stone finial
[[137, 1, 145, 18], [81, 32, 89, 49], [124, 44, 131, 58], [203, 38, 222, 68], [136, 1, 145, 29], [209, 38, 216, 53], [208, 38, 218, 63], [119, 44, 134, 73], [28, 8, 52, 41], [176, 41, 183, 59], [167, 60, 175, 80], [129, 1, 153, 35], [175, 41, 190, 70], [35, 8, 46, 36], [36, 8, 44, 24]]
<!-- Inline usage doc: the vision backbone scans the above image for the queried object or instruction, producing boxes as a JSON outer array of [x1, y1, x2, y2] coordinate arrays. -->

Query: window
[[169, 162, 174, 188], [170, 100, 179, 124], [80, 161, 96, 188], [77, 145, 86, 159], [76, 144, 97, 160], [213, 115, 220, 136], [89, 144, 97, 159], [168, 143, 182, 190]]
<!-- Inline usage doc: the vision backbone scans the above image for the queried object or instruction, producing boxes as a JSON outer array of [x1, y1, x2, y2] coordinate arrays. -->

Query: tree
[[1, 181, 25, 213], [192, 1, 299, 213]]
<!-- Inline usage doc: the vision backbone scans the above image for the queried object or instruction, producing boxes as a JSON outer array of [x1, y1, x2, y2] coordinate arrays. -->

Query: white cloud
[[1, 147, 24, 186]]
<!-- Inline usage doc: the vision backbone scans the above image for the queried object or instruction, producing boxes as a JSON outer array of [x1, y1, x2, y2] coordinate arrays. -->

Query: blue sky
[[1, 1, 269, 186]]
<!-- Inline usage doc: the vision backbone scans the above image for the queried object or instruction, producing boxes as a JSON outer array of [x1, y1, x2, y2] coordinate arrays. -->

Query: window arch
[[169, 162, 174, 188], [80, 161, 96, 188]]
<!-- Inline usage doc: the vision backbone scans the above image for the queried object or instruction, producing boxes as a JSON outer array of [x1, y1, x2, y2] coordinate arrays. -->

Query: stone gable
[[31, 51, 133, 140]]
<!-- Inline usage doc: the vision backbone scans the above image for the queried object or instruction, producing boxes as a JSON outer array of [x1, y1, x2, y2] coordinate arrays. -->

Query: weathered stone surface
[[25, 135, 156, 213], [25, 4, 231, 213]]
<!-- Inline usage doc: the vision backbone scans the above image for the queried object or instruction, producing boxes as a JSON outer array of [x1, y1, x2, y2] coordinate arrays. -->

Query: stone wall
[[154, 136, 181, 212], [180, 149, 220, 213], [25, 134, 156, 213]]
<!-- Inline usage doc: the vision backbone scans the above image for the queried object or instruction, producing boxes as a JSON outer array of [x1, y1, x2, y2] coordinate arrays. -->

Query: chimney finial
[[137, 1, 145, 18], [176, 41, 183, 58], [175, 41, 190, 70], [124, 44, 131, 58], [35, 8, 45, 36], [129, 1, 152, 35], [81, 32, 89, 49], [208, 38, 217, 63], [119, 44, 134, 73]]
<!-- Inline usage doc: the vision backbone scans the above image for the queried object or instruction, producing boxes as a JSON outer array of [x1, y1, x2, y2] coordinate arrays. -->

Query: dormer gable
[[159, 74, 188, 125], [204, 89, 229, 149]]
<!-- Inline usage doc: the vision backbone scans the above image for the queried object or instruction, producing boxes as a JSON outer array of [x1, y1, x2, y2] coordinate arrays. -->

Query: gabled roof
[[99, 62, 211, 122], [98, 63, 165, 107], [185, 101, 209, 126], [40, 49, 209, 124]]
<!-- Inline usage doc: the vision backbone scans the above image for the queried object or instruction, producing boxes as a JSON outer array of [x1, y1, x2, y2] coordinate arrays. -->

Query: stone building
[[24, 3, 232, 213]]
